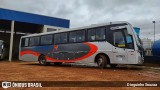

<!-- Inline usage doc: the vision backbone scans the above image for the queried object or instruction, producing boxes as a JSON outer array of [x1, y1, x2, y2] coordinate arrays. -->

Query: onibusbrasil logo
[[2, 81, 11, 89], [1, 81, 42, 88]]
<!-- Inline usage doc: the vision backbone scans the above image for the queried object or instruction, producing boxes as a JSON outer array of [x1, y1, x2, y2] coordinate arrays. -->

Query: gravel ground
[[0, 61, 160, 90]]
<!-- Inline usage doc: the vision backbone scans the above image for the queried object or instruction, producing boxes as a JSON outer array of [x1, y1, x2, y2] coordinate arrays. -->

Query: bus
[[19, 21, 144, 68]]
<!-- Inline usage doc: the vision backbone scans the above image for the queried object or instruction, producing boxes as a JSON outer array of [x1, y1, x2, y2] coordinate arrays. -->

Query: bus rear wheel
[[54, 62, 62, 66], [97, 55, 107, 69], [38, 55, 50, 66]]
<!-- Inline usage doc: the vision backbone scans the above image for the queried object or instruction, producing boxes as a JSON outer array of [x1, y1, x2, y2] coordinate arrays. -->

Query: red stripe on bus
[[46, 42, 98, 62], [20, 50, 40, 57], [20, 42, 98, 62]]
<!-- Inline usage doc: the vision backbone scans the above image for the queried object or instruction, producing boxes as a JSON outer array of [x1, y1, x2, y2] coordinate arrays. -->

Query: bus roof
[[21, 21, 130, 38]]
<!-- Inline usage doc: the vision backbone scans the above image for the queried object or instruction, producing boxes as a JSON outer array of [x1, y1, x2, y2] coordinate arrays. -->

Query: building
[[141, 38, 153, 56], [0, 8, 70, 61]]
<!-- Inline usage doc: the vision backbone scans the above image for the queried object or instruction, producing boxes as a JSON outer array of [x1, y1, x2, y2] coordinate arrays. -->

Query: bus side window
[[60, 33, 68, 44], [76, 30, 85, 42], [88, 29, 96, 41], [29, 37, 40, 46], [96, 27, 105, 40], [41, 35, 52, 45], [69, 32, 77, 43], [54, 34, 61, 44], [114, 31, 125, 48]]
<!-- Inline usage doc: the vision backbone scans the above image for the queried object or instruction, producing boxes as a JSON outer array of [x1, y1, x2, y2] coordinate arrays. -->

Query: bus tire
[[38, 55, 50, 66], [110, 64, 118, 68], [96, 55, 107, 69], [54, 62, 62, 66]]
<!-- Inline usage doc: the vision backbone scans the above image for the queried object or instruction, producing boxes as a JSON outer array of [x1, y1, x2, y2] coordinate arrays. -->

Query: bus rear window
[[21, 38, 29, 47]]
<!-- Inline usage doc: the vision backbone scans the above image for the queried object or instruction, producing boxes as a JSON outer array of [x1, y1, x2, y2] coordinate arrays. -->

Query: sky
[[0, 0, 160, 40]]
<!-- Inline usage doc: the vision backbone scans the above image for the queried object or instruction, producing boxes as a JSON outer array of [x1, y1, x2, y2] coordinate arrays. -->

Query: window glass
[[24, 38, 29, 46], [96, 27, 105, 40], [41, 35, 53, 45], [29, 37, 40, 46], [124, 30, 134, 49], [21, 38, 25, 47], [114, 31, 125, 48], [76, 30, 85, 42], [88, 29, 96, 41], [61, 33, 68, 43], [54, 34, 61, 44], [69, 32, 76, 43], [106, 28, 113, 44]]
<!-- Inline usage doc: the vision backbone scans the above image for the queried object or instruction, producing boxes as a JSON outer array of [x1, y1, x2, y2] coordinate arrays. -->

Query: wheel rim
[[97, 57, 103, 66], [40, 56, 46, 64]]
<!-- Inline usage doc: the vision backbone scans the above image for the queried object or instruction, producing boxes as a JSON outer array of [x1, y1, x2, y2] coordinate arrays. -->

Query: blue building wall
[[0, 8, 70, 28]]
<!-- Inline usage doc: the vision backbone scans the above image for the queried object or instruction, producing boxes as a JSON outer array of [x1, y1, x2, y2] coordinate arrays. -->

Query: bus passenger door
[[113, 30, 128, 64], [124, 31, 136, 64]]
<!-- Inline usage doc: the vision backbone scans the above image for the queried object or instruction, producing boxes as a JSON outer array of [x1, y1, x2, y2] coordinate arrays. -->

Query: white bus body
[[19, 21, 144, 68]]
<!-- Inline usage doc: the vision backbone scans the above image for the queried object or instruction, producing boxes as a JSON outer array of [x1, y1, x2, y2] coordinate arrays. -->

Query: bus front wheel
[[97, 55, 107, 69], [38, 55, 50, 66]]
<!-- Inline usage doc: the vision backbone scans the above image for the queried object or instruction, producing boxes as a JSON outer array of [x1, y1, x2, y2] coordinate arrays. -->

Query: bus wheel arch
[[38, 54, 50, 66], [94, 53, 110, 68]]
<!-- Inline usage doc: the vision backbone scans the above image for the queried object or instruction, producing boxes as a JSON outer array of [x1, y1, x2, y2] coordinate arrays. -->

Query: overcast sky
[[0, 0, 160, 40]]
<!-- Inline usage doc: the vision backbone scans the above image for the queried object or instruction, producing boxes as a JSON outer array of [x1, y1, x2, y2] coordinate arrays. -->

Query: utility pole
[[152, 21, 156, 43], [9, 21, 15, 62]]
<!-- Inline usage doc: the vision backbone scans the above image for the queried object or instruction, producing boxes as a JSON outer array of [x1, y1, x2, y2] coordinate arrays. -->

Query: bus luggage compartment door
[[52, 52, 75, 60], [63, 52, 75, 60]]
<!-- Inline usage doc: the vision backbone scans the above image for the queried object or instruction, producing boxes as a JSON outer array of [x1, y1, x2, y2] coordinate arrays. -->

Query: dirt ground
[[0, 61, 160, 90]]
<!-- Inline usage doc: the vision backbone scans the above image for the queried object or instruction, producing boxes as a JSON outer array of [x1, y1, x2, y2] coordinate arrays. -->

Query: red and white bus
[[19, 21, 144, 68]]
